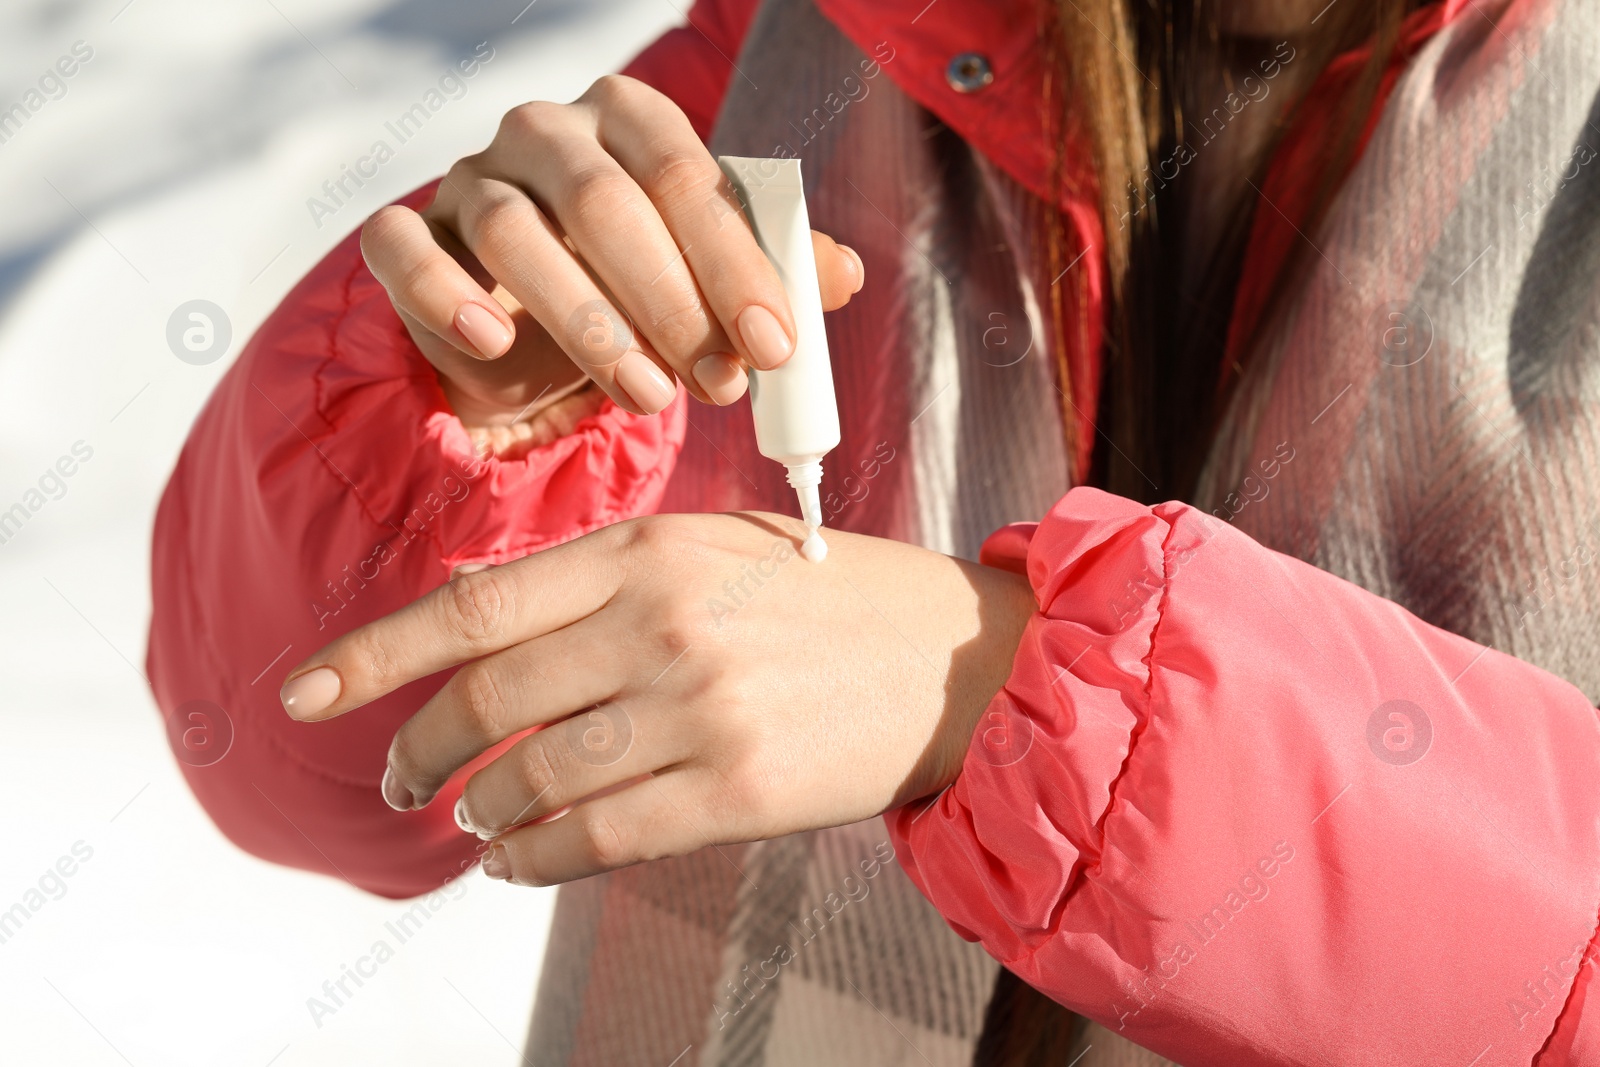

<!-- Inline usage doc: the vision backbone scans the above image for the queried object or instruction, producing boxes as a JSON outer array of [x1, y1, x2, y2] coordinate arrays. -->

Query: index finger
[[278, 528, 626, 722], [587, 78, 797, 371]]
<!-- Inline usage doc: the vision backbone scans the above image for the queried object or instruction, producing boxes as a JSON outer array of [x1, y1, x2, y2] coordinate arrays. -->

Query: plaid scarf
[[526, 0, 1600, 1062]]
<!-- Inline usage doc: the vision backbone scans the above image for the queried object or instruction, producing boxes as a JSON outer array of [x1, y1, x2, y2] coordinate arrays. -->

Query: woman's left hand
[[278, 512, 1035, 886]]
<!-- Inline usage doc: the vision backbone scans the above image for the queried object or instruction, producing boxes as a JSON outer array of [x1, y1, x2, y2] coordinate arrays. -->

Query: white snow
[[0, 2, 678, 1064]]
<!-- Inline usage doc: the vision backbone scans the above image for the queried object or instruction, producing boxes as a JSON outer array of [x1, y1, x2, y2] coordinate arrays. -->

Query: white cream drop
[[801, 528, 828, 562]]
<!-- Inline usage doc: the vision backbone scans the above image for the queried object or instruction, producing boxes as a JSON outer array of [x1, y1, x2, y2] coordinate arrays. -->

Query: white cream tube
[[717, 155, 842, 562]]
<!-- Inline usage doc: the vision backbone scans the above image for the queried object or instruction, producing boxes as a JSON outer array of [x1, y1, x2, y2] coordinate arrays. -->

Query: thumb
[[811, 231, 866, 312]]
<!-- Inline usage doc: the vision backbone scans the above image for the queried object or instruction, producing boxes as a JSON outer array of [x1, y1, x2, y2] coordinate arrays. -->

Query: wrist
[[901, 559, 1036, 805]]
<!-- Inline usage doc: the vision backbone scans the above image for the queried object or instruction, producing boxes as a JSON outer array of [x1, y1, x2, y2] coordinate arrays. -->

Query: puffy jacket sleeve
[[146, 0, 758, 899], [887, 487, 1600, 1066], [147, 185, 683, 899]]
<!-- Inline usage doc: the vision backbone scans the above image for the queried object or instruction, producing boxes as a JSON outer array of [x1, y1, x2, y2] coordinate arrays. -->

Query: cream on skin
[[719, 156, 842, 562]]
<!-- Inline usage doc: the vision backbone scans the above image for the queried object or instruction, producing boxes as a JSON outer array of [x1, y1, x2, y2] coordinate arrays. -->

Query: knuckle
[[644, 295, 713, 352], [455, 662, 512, 744], [360, 204, 413, 257], [620, 519, 724, 646], [390, 256, 441, 316], [442, 569, 512, 644], [641, 150, 710, 207], [435, 157, 488, 211], [712, 750, 778, 826], [575, 809, 633, 870], [563, 166, 631, 233], [618, 515, 664, 557], [622, 514, 689, 557], [347, 631, 402, 692], [470, 194, 535, 263], [586, 74, 646, 111], [720, 761, 763, 813], [498, 100, 563, 141], [685, 670, 760, 754], [516, 739, 561, 800], [443, 154, 482, 184], [706, 661, 758, 708], [656, 595, 709, 651], [477, 191, 527, 230]]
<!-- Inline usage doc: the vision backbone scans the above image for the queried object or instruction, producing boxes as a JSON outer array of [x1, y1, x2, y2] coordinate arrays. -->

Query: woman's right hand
[[360, 74, 865, 452]]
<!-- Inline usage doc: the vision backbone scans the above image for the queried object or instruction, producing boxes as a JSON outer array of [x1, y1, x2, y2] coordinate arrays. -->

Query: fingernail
[[454, 795, 476, 834], [381, 766, 415, 812], [691, 352, 748, 406], [280, 667, 341, 719], [481, 844, 510, 881], [737, 305, 793, 369], [613, 350, 676, 414], [454, 302, 513, 359], [839, 244, 865, 292]]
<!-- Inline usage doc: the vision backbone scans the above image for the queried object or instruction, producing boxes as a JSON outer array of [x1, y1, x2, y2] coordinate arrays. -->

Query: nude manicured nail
[[280, 667, 341, 719], [838, 244, 865, 292], [454, 795, 476, 834], [613, 350, 676, 413], [455, 302, 513, 359], [381, 766, 414, 812], [481, 844, 510, 881], [691, 352, 748, 406], [737, 305, 793, 369]]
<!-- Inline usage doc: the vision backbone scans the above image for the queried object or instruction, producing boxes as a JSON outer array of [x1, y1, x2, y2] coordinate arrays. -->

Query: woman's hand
[[278, 514, 1034, 886], [359, 75, 865, 458]]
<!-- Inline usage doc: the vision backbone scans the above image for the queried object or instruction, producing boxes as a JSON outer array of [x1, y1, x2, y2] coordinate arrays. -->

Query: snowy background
[[0, 1, 678, 1063]]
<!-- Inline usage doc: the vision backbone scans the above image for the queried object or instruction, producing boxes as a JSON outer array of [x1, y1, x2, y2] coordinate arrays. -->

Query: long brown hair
[[978, 0, 1417, 1062], [1051, 0, 1414, 502]]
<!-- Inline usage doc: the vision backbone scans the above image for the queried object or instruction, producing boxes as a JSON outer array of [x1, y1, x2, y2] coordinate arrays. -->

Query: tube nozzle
[[785, 462, 827, 561]]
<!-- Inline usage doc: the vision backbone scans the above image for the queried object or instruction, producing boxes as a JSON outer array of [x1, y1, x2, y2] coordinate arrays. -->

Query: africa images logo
[[1366, 700, 1432, 766]]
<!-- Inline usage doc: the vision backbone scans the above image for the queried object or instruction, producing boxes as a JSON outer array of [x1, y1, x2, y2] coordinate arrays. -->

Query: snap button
[[946, 52, 994, 93]]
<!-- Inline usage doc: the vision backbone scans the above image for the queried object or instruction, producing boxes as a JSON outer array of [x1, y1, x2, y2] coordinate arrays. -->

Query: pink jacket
[[147, 0, 1600, 1062]]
